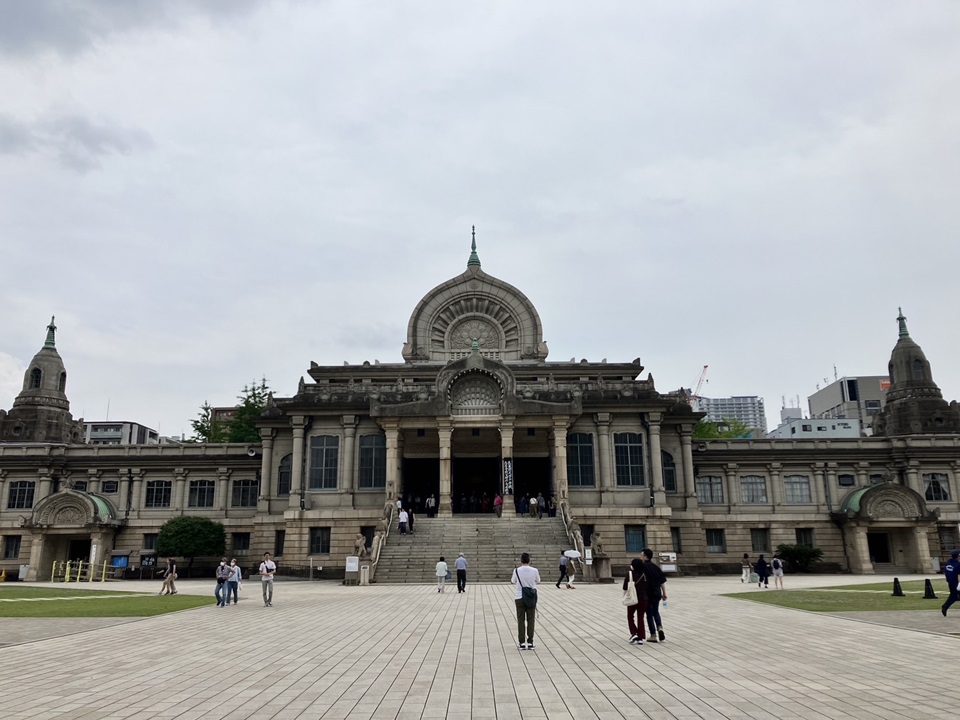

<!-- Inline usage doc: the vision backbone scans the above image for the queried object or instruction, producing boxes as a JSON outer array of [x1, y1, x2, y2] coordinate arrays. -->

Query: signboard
[[662, 564, 678, 573], [90, 543, 98, 568], [585, 548, 593, 566], [502, 458, 514, 496], [880, 379, 891, 391], [111, 554, 129, 568], [345, 556, 360, 573]]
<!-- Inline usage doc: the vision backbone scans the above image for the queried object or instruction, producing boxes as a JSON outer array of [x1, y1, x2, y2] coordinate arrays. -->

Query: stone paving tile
[[0, 575, 957, 719]]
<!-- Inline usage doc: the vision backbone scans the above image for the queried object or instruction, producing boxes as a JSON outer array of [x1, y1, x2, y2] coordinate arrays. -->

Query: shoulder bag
[[516, 570, 538, 608], [622, 569, 638, 606]]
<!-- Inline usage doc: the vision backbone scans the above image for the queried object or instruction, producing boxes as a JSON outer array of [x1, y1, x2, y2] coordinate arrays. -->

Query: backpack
[[772, 558, 781, 570]]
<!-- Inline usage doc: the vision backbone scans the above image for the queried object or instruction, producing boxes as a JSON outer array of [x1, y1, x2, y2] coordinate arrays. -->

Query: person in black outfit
[[640, 549, 668, 642], [623, 558, 648, 644], [942, 549, 960, 616], [755, 554, 771, 588]]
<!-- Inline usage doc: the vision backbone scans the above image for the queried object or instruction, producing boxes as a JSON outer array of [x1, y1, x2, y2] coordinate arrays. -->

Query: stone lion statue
[[353, 533, 368, 559], [590, 531, 606, 557]]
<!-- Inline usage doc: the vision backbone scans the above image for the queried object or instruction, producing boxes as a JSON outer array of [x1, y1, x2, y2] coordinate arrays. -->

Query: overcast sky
[[2, 1, 959, 437]]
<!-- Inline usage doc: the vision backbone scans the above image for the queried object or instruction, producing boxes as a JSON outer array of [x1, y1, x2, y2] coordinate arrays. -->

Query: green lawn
[[726, 586, 950, 612], [0, 586, 132, 599], [823, 579, 948, 593], [0, 586, 212, 617]]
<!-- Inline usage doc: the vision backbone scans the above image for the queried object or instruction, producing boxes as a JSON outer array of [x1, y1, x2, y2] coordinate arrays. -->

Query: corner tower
[[872, 309, 960, 435], [0, 317, 85, 443]]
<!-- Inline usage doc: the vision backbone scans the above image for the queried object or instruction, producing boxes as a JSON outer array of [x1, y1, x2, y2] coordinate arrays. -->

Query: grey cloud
[[0, 0, 259, 57], [0, 113, 152, 171]]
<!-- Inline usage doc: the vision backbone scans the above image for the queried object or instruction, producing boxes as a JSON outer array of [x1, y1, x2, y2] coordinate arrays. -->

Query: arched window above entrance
[[450, 373, 501, 416]]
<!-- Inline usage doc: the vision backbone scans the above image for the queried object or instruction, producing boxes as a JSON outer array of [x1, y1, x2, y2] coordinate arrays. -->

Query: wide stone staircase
[[374, 514, 571, 584]]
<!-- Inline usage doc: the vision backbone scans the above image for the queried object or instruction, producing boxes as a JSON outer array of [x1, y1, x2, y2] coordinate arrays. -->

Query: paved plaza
[[0, 573, 957, 719]]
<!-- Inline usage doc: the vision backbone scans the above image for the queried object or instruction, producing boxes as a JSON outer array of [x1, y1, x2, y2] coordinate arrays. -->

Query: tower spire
[[44, 315, 57, 349], [897, 307, 909, 338], [467, 225, 481, 267]]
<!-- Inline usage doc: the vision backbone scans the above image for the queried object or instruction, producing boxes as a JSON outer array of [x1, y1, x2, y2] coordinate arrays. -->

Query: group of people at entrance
[[741, 553, 785, 589], [516, 493, 555, 518]]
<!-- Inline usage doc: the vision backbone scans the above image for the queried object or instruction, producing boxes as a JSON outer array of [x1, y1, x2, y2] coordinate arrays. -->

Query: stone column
[[173, 468, 188, 513], [825, 463, 838, 511], [26, 534, 46, 581], [680, 427, 698, 510], [852, 525, 873, 574], [288, 416, 305, 509], [595, 413, 612, 495], [812, 464, 826, 510], [86, 469, 101, 495], [383, 420, 400, 503], [118, 470, 130, 519], [552, 417, 569, 501], [131, 470, 143, 518], [37, 469, 52, 501], [438, 421, 452, 516], [339, 416, 358, 510], [648, 413, 665, 507], [768, 463, 782, 511], [914, 526, 934, 573], [856, 461, 869, 487], [260, 429, 274, 493], [905, 461, 921, 495], [725, 463, 738, 507], [499, 420, 514, 497], [217, 467, 231, 513]]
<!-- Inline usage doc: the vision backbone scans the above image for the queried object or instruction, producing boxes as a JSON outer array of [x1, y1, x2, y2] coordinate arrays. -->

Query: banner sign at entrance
[[503, 458, 514, 496]]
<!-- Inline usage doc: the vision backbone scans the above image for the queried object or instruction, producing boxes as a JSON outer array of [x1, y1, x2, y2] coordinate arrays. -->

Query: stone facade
[[2, 251, 959, 580]]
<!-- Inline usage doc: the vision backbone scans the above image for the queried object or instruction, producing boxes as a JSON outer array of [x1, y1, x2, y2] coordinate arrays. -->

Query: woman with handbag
[[622, 558, 648, 645]]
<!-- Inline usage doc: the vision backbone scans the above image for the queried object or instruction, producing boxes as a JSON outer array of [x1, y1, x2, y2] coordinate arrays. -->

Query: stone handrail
[[369, 504, 395, 581], [558, 499, 585, 560]]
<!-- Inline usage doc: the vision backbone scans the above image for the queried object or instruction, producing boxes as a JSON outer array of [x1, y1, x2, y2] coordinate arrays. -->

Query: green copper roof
[[839, 486, 871, 513], [467, 226, 481, 267], [44, 315, 57, 349], [89, 493, 116, 520], [897, 307, 909, 338]]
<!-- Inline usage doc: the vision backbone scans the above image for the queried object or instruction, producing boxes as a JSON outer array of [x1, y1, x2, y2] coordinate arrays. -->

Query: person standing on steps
[[425, 494, 436, 518], [740, 553, 751, 583], [640, 548, 668, 643], [494, 493, 503, 517], [436, 556, 449, 593], [536, 493, 545, 519], [407, 507, 416, 535], [942, 549, 960, 616], [398, 508, 409, 535], [259, 552, 276, 607], [455, 553, 468, 593], [511, 553, 541, 649]]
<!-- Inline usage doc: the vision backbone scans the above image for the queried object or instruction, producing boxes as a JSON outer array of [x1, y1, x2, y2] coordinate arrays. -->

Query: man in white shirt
[[455, 553, 468, 593], [511, 553, 541, 649], [398, 509, 409, 535], [259, 552, 277, 607]]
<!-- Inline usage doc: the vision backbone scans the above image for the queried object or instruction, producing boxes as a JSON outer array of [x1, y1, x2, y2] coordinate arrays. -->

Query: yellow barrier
[[64, 561, 72, 583]]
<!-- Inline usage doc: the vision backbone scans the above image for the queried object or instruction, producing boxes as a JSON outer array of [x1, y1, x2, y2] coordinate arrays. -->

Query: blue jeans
[[215, 581, 227, 605], [226, 580, 239, 604], [646, 597, 663, 635]]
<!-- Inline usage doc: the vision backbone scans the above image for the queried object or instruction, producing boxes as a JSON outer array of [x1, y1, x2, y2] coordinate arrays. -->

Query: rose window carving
[[449, 319, 501, 351], [450, 374, 501, 415]]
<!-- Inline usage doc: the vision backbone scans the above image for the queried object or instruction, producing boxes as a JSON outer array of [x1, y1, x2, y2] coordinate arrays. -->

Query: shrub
[[776, 543, 824, 573]]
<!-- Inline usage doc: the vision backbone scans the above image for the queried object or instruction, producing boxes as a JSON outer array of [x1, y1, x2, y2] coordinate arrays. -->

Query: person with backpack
[[214, 558, 231, 607], [623, 558, 648, 645], [771, 554, 785, 590], [511, 553, 540, 649]]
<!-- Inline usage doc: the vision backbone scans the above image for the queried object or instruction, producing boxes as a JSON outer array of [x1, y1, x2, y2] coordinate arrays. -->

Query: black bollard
[[892, 577, 905, 597], [924, 579, 938, 599]]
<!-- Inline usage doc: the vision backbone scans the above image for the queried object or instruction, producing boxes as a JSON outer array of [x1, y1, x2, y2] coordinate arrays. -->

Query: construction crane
[[689, 365, 709, 410]]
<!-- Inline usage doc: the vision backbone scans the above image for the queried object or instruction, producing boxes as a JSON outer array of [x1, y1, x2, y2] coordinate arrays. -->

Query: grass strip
[[725, 589, 948, 612], [0, 586, 134, 599], [0, 593, 213, 617]]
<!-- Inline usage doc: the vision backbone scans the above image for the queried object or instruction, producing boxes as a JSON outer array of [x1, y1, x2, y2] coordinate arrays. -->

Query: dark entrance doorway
[[401, 458, 439, 512], [68, 537, 91, 562], [512, 457, 551, 514], [452, 457, 500, 513], [867, 532, 891, 563]]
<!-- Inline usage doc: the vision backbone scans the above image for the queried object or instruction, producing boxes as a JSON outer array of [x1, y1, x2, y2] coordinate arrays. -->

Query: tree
[[227, 377, 270, 443], [156, 516, 226, 577], [776, 543, 824, 573], [189, 401, 229, 443], [692, 418, 754, 439]]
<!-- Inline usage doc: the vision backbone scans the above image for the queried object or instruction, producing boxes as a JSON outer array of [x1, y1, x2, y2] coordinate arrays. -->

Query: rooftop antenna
[[833, 365, 838, 381], [105, 398, 110, 421]]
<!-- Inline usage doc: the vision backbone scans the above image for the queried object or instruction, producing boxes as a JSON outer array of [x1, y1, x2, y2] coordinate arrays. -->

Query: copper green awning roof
[[839, 486, 871, 513], [88, 493, 117, 520]]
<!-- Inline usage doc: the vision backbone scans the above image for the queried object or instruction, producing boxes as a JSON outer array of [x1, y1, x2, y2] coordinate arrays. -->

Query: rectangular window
[[662, 451, 677, 493], [277, 454, 292, 496], [924, 473, 951, 502], [802, 424, 812, 432], [143, 533, 158, 550], [309, 527, 331, 555], [308, 436, 340, 490], [101, 480, 119, 494], [232, 478, 260, 508], [614, 432, 645, 486], [73, 480, 88, 492], [837, 473, 856, 487], [624, 525, 646, 554], [358, 434, 387, 489], [231, 532, 251, 552], [274, 530, 286, 556], [566, 433, 595, 487], [783, 475, 812, 504], [7, 481, 36, 509], [795, 528, 814, 547], [751, 528, 770, 553], [188, 479, 216, 508], [869, 473, 885, 485], [696, 475, 724, 504], [3, 535, 22, 560], [580, 524, 595, 548], [670, 527, 683, 554], [706, 529, 726, 553], [740, 475, 768, 503], [145, 480, 172, 508]]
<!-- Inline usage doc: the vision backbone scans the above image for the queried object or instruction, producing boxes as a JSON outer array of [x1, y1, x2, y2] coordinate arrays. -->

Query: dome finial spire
[[467, 225, 481, 267], [897, 307, 909, 338], [44, 315, 57, 349]]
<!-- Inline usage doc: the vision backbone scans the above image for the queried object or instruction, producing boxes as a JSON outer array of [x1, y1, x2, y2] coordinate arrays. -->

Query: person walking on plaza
[[556, 553, 569, 588], [455, 553, 468, 593], [771, 554, 785, 590], [511, 553, 541, 649], [215, 558, 231, 607], [942, 549, 960, 616], [159, 556, 177, 595], [641, 549, 668, 643], [225, 558, 241, 605], [755, 554, 770, 589], [740, 553, 751, 583], [536, 493, 545, 519], [398, 508, 409, 535], [436, 556, 449, 593], [260, 552, 276, 607], [494, 493, 503, 517], [623, 558, 648, 645]]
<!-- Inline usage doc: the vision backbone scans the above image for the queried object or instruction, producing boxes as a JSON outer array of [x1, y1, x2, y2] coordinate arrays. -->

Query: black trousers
[[945, 583, 959, 611], [457, 569, 467, 592], [556, 566, 568, 586]]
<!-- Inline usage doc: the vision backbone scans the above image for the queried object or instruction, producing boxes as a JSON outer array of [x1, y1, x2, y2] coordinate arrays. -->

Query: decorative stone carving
[[590, 531, 606, 557], [450, 373, 501, 415], [449, 319, 501, 351], [353, 533, 369, 559]]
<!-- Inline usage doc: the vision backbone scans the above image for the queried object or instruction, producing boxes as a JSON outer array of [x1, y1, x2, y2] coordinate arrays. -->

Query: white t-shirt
[[396, 500, 402, 510], [511, 565, 541, 600], [399, 511, 409, 524], [259, 560, 276, 581], [436, 561, 448, 577]]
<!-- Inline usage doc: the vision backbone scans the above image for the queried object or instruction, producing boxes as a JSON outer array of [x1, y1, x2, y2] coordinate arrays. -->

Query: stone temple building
[[2, 244, 960, 581]]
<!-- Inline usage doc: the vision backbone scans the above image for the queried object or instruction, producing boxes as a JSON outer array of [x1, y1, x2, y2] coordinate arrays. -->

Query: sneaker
[[519, 643, 527, 650], [629, 634, 638, 643], [634, 638, 645, 645], [658, 629, 666, 642], [526, 642, 535, 650], [942, 605, 948, 617], [647, 637, 658, 643]]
